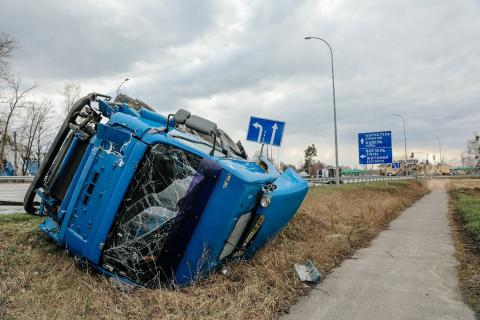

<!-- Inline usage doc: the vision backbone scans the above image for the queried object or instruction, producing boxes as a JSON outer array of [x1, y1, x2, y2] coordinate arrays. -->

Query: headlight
[[260, 195, 272, 208]]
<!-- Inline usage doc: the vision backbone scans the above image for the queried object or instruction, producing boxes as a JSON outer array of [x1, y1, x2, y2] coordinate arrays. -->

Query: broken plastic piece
[[294, 260, 322, 283]]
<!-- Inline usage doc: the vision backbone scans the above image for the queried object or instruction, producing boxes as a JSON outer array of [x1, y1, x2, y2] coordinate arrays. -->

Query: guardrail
[[0, 176, 34, 183], [306, 175, 413, 186], [307, 174, 480, 186]]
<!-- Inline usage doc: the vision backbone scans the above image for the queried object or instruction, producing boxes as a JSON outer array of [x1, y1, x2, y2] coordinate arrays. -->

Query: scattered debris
[[294, 260, 322, 283], [221, 267, 230, 276]]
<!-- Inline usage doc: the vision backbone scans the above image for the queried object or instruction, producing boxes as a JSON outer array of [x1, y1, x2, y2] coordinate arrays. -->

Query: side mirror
[[173, 109, 191, 125], [185, 115, 217, 135]]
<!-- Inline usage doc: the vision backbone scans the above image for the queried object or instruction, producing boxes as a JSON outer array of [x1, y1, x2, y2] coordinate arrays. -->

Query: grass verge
[[450, 187, 480, 316], [0, 180, 428, 320]]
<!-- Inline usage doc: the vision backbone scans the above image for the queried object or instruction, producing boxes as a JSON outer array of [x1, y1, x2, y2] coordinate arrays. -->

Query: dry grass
[[0, 180, 428, 320], [445, 178, 480, 191]]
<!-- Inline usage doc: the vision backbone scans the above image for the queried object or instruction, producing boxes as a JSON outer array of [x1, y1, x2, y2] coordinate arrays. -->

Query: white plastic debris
[[294, 260, 322, 283]]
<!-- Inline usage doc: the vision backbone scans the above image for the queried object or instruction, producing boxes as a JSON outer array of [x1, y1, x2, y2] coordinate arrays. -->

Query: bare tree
[[0, 77, 36, 171], [0, 32, 15, 82], [34, 101, 55, 169], [61, 83, 81, 115], [13, 99, 52, 175]]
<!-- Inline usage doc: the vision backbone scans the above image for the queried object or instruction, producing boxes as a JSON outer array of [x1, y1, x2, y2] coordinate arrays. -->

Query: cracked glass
[[102, 143, 202, 285]]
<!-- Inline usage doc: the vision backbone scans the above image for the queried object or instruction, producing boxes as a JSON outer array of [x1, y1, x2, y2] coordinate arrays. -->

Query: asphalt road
[[283, 184, 475, 320], [0, 183, 29, 214]]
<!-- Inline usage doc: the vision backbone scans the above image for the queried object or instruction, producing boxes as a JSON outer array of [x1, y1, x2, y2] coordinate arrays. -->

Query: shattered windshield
[[102, 143, 202, 284]]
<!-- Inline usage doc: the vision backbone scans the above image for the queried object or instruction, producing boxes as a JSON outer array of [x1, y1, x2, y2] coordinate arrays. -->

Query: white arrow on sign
[[270, 123, 278, 145], [360, 138, 365, 144], [360, 154, 367, 159], [252, 122, 263, 143]]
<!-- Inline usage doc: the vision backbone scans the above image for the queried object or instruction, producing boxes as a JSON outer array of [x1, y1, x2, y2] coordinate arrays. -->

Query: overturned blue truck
[[24, 93, 308, 287]]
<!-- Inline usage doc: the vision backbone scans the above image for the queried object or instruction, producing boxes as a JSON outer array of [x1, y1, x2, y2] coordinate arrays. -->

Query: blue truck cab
[[24, 93, 308, 287]]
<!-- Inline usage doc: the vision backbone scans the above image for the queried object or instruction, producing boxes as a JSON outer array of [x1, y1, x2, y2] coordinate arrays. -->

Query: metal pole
[[433, 134, 442, 164], [392, 114, 408, 176], [116, 78, 130, 97], [305, 36, 340, 185]]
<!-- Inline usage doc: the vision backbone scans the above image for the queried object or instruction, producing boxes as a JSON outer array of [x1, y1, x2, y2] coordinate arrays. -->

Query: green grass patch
[[450, 187, 480, 317], [0, 213, 41, 225], [452, 189, 480, 241]]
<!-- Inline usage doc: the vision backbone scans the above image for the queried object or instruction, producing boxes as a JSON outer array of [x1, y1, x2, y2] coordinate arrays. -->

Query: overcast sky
[[1, 0, 479, 167]]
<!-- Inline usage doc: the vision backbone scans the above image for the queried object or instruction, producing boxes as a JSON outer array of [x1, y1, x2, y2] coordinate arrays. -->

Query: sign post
[[358, 132, 393, 176], [247, 116, 286, 147]]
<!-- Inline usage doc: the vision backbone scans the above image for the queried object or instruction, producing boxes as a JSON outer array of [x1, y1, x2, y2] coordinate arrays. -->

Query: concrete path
[[283, 186, 476, 320]]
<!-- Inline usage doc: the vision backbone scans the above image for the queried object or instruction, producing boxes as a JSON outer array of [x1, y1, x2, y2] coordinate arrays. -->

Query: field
[[0, 180, 428, 320]]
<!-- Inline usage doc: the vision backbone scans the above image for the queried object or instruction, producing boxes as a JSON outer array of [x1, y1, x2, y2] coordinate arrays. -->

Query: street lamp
[[116, 78, 130, 97], [305, 36, 340, 185], [433, 133, 442, 165], [392, 114, 408, 176]]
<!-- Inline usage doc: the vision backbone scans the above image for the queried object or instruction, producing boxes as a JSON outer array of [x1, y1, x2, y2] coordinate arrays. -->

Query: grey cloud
[[1, 0, 479, 166]]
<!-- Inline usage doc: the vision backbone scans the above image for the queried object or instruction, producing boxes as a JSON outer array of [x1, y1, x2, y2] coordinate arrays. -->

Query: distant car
[[24, 93, 308, 287]]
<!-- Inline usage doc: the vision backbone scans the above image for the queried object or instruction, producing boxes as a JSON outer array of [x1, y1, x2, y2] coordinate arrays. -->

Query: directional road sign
[[358, 131, 392, 164], [246, 116, 286, 147], [392, 162, 400, 169]]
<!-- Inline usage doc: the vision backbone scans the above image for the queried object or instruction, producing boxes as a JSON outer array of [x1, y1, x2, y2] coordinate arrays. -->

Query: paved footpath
[[283, 185, 476, 320]]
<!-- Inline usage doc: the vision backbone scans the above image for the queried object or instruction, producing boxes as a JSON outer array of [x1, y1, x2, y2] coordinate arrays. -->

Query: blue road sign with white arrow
[[358, 131, 392, 164], [246, 116, 286, 147], [392, 162, 400, 169]]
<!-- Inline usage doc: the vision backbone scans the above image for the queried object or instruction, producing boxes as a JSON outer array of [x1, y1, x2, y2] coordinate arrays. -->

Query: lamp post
[[433, 133, 442, 164], [392, 114, 408, 176], [305, 36, 340, 185], [116, 78, 130, 97]]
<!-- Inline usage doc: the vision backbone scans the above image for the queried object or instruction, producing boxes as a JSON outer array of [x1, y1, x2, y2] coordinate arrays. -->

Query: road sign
[[392, 162, 400, 169], [246, 116, 286, 147], [358, 131, 392, 164]]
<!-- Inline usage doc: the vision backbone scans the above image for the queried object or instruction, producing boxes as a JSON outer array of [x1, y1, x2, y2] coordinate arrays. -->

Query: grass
[[450, 185, 480, 316], [0, 180, 428, 320], [452, 190, 480, 241]]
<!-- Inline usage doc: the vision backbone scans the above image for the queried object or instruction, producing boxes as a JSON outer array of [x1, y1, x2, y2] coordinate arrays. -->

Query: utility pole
[[433, 134, 442, 164], [305, 36, 340, 185]]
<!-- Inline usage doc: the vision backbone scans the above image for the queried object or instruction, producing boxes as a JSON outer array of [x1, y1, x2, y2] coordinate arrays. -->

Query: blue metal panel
[[174, 170, 265, 284], [61, 126, 147, 263], [245, 168, 308, 255], [85, 140, 147, 263], [108, 113, 153, 139]]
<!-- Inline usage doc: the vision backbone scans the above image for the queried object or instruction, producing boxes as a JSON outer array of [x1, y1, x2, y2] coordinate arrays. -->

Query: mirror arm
[[165, 114, 173, 132]]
